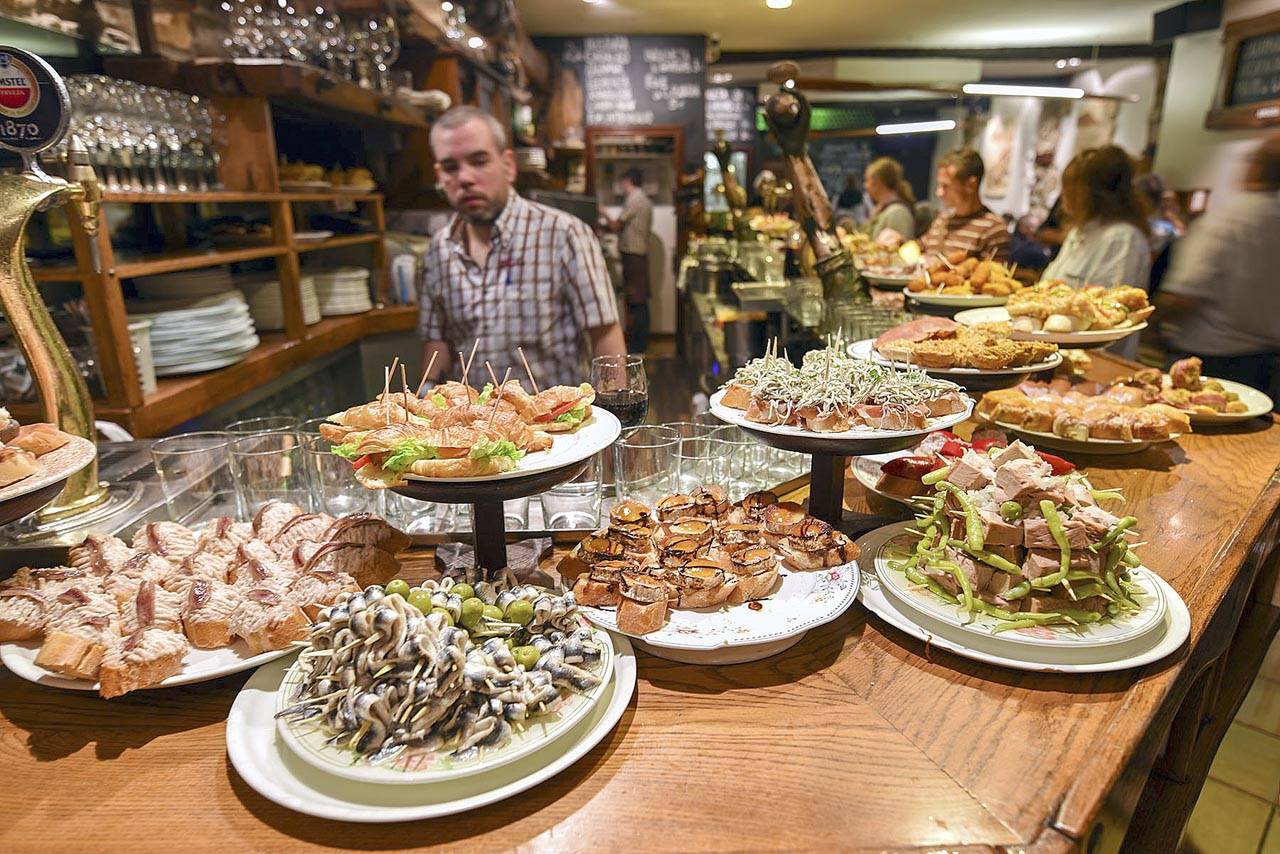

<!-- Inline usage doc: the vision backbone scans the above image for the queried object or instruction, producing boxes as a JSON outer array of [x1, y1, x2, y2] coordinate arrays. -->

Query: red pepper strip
[[352, 455, 372, 471], [939, 440, 968, 458], [1035, 450, 1076, 475], [881, 456, 940, 480], [971, 437, 1009, 452], [932, 430, 961, 441]]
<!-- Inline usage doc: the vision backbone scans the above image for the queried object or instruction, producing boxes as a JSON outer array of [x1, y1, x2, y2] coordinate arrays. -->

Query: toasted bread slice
[[99, 629, 188, 698], [36, 630, 108, 680]]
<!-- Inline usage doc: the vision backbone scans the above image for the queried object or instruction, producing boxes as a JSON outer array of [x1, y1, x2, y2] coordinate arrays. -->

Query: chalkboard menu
[[1229, 31, 1280, 106], [540, 34, 706, 168], [809, 137, 873, 204], [705, 86, 757, 145]]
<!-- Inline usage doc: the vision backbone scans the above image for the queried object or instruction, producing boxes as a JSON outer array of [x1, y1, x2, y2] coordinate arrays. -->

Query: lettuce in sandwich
[[468, 438, 525, 471]]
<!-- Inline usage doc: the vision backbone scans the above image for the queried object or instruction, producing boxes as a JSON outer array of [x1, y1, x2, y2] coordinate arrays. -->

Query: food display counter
[[1, 349, 1276, 852]]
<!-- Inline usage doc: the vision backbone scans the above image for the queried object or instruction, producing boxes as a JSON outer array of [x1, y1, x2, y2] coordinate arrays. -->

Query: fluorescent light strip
[[875, 119, 956, 135], [962, 83, 1084, 99]]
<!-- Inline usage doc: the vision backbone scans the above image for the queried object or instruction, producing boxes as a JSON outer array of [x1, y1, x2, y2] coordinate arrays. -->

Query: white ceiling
[[520, 0, 1172, 52]]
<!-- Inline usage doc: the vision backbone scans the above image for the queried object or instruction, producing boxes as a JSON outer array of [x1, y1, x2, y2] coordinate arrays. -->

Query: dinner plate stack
[[854, 523, 1191, 674], [235, 272, 320, 331], [311, 267, 373, 316], [130, 268, 234, 300], [127, 290, 260, 376]]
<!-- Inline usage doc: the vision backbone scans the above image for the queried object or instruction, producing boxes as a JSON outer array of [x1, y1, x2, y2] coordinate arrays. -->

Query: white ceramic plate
[[226, 636, 636, 822], [154, 351, 256, 376], [854, 526, 1190, 673], [955, 307, 1149, 346], [908, 292, 1009, 308], [399, 408, 621, 484], [295, 230, 335, 242], [709, 388, 974, 443], [0, 638, 295, 692], [862, 272, 914, 289], [1181, 378, 1274, 424], [869, 524, 1167, 649], [991, 421, 1177, 456], [847, 339, 1062, 378], [851, 451, 920, 508], [281, 180, 332, 191], [581, 559, 858, 664], [275, 626, 615, 785], [0, 435, 95, 506]]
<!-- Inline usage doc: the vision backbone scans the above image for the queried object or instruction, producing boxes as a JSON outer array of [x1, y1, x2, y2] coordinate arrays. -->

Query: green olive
[[459, 597, 485, 629], [430, 606, 455, 626], [513, 645, 541, 670], [384, 579, 410, 599], [407, 589, 434, 612], [504, 600, 534, 627], [481, 604, 504, 622], [451, 583, 475, 601], [999, 501, 1023, 522]]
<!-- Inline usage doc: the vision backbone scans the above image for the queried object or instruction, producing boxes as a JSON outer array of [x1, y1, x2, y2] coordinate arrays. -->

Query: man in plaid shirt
[[420, 106, 625, 388]]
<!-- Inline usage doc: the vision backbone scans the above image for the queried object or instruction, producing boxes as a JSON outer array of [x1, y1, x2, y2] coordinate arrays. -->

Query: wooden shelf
[[31, 265, 84, 283], [113, 244, 288, 278], [100, 190, 383, 204], [295, 233, 380, 253], [6, 306, 418, 436]]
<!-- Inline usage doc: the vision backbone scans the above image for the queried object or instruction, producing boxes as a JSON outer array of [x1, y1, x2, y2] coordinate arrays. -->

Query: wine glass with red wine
[[591, 354, 648, 428]]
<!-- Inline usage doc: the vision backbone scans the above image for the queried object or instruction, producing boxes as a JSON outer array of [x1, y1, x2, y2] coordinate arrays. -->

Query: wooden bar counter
[[1, 354, 1277, 852]]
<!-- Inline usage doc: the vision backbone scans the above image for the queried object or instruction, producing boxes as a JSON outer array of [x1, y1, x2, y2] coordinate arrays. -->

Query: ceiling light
[[467, 35, 485, 49], [1068, 57, 1082, 67], [583, 0, 605, 4], [711, 72, 733, 84], [783, 78, 795, 89], [441, 1, 453, 10], [1055, 59, 1067, 69], [765, 0, 792, 8], [962, 83, 1084, 99], [875, 119, 956, 135]]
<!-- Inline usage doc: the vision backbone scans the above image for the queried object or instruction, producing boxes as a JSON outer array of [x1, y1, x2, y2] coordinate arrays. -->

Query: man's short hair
[[622, 168, 644, 187], [939, 147, 985, 184], [429, 106, 509, 152]]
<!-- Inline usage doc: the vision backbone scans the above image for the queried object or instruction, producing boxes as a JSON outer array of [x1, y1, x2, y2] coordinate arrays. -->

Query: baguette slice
[[36, 630, 108, 680], [99, 628, 188, 698]]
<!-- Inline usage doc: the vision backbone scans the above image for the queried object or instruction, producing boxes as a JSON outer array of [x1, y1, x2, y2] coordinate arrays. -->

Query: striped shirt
[[920, 206, 1011, 262], [420, 192, 618, 387]]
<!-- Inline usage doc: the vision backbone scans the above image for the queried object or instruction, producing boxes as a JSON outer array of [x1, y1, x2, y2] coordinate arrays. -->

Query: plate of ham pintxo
[[562, 488, 860, 665], [0, 501, 407, 697]]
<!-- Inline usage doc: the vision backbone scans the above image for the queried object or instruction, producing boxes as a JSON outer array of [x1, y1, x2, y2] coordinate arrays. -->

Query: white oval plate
[[991, 421, 1178, 456], [275, 626, 615, 785], [955, 307, 1148, 345], [0, 638, 295, 692], [154, 350, 256, 376], [708, 388, 974, 443], [1182, 378, 1274, 424], [0, 434, 96, 507], [402, 408, 621, 484], [581, 558, 858, 654], [862, 272, 914, 289], [855, 528, 1190, 673], [226, 636, 636, 822], [847, 339, 1062, 377], [851, 451, 920, 508], [868, 524, 1167, 650], [908, 292, 1009, 308]]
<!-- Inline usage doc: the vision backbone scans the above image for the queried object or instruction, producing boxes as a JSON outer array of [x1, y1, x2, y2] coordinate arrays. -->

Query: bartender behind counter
[[605, 168, 653, 353], [420, 106, 626, 388]]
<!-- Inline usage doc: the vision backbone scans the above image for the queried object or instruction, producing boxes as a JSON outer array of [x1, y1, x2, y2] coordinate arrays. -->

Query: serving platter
[[907, 292, 1009, 309], [226, 636, 637, 822], [861, 272, 914, 290], [850, 451, 917, 508], [0, 638, 295, 692], [275, 626, 615, 785], [955, 307, 1148, 348], [1183, 378, 1274, 424], [990, 421, 1176, 456], [708, 388, 974, 456], [871, 524, 1168, 650], [846, 339, 1061, 392], [400, 408, 621, 485], [581, 559, 858, 664], [854, 525, 1191, 673]]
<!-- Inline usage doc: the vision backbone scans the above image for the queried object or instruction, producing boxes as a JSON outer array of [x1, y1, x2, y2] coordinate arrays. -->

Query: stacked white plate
[[236, 272, 321, 331], [127, 290, 260, 376], [311, 266, 373, 316], [131, 268, 233, 300]]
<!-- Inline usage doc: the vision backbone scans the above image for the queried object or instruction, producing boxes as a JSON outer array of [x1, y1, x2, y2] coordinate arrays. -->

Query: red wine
[[596, 389, 649, 428]]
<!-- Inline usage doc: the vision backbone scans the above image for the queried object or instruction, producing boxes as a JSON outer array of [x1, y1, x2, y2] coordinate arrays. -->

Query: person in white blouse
[[1040, 146, 1152, 358]]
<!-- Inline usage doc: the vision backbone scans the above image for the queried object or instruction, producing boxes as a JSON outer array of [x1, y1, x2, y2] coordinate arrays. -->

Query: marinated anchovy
[[276, 577, 603, 765]]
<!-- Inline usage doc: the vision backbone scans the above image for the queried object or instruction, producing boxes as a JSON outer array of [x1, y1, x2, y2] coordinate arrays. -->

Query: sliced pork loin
[[1022, 516, 1090, 550], [950, 511, 1023, 547], [1026, 592, 1109, 616], [945, 450, 995, 491], [1022, 548, 1102, 580], [993, 458, 1065, 508], [990, 440, 1039, 468]]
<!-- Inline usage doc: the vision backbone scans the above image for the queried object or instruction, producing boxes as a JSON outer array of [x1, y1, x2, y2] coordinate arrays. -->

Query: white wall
[[1152, 0, 1280, 209], [1071, 59, 1160, 157]]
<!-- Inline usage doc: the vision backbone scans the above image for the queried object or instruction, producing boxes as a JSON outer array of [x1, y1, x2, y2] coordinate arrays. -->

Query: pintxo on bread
[[0, 501, 407, 697]]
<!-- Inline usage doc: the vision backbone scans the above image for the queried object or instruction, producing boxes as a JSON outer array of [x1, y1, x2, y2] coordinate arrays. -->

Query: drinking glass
[[710, 425, 762, 501], [298, 416, 331, 435], [383, 493, 457, 534], [663, 421, 721, 442], [591, 355, 649, 429], [504, 497, 530, 530], [541, 457, 602, 530], [230, 431, 313, 516], [150, 431, 236, 523], [301, 434, 377, 516], [616, 426, 679, 505], [675, 437, 731, 494], [227, 415, 300, 436]]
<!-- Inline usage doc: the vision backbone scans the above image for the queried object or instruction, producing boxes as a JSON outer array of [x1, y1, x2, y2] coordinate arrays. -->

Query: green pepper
[[939, 482, 984, 552], [921, 466, 951, 485], [1030, 500, 1073, 592], [934, 559, 974, 612], [1003, 580, 1032, 600], [1092, 516, 1138, 552], [946, 540, 1023, 576], [999, 500, 1023, 522]]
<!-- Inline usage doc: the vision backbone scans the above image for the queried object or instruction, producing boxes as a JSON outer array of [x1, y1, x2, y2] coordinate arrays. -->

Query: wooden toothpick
[[516, 346, 540, 394], [487, 367, 512, 429], [400, 364, 409, 422], [464, 339, 480, 384], [416, 350, 439, 396]]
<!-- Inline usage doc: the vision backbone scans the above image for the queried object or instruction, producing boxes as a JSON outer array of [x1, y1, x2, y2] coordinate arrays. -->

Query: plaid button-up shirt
[[419, 193, 619, 388]]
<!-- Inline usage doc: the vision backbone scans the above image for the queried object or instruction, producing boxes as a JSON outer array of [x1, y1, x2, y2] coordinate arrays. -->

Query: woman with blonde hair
[[861, 156, 917, 245]]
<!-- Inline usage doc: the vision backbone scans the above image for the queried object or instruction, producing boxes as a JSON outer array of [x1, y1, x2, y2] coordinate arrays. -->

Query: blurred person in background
[[1156, 134, 1280, 402], [836, 173, 865, 220], [1135, 172, 1185, 296], [605, 168, 653, 353], [920, 147, 1010, 262], [861, 156, 917, 245]]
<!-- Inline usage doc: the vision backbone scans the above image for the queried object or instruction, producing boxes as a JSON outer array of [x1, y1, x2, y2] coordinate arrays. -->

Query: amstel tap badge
[[0, 52, 39, 118]]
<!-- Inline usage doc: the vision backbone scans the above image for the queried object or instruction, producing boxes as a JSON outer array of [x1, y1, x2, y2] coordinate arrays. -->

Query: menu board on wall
[[809, 137, 873, 203], [1229, 31, 1280, 106], [540, 34, 706, 167], [705, 86, 757, 144]]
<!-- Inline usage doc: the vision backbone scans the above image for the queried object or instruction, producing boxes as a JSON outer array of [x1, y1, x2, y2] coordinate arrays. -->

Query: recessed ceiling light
[[765, 0, 792, 9], [963, 83, 1084, 99], [1055, 59, 1067, 69], [876, 119, 956, 135], [1068, 57, 1082, 67], [467, 35, 485, 49], [441, 1, 453, 10], [783, 78, 795, 89], [711, 72, 733, 84]]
